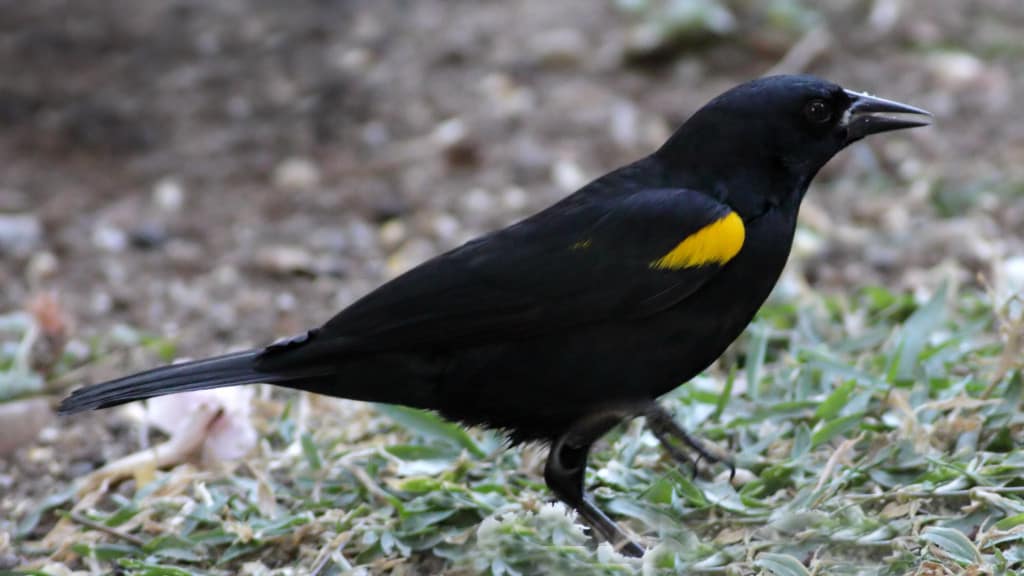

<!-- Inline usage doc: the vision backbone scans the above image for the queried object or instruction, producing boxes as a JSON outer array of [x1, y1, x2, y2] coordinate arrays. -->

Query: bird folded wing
[[308, 188, 745, 352]]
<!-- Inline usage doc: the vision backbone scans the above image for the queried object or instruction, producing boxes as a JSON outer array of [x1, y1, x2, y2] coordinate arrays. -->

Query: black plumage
[[60, 75, 930, 555]]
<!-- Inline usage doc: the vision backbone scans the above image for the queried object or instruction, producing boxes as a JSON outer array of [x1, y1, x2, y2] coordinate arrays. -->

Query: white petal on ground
[[146, 386, 257, 463]]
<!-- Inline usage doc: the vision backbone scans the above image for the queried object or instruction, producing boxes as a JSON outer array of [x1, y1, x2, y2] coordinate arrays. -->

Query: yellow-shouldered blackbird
[[60, 75, 930, 555]]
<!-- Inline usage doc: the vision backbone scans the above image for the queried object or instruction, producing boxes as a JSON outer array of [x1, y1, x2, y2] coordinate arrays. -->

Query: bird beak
[[843, 89, 932, 141]]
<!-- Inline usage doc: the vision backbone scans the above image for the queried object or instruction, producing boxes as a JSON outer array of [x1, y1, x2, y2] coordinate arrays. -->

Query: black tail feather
[[58, 350, 288, 414]]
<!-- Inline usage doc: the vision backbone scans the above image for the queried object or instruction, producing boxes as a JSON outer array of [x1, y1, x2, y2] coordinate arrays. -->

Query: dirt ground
[[1, 0, 1023, 570]]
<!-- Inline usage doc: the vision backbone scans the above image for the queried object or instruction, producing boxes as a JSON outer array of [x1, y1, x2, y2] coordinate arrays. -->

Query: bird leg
[[544, 411, 645, 557], [645, 404, 734, 480]]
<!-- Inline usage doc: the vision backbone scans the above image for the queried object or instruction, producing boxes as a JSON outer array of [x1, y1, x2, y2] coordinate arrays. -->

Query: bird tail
[[58, 350, 299, 414]]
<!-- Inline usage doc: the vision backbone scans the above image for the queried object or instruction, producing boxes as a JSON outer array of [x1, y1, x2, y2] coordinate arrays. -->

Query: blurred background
[[1, 0, 1022, 572]]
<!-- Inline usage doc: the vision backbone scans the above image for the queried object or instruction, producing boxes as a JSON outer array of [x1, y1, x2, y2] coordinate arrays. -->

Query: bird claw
[[645, 404, 734, 481]]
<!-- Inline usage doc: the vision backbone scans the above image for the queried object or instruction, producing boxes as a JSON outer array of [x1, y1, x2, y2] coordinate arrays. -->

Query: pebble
[[1003, 257, 1024, 284], [460, 188, 496, 217], [511, 136, 552, 177], [479, 73, 535, 118], [368, 196, 408, 222], [429, 212, 461, 243], [345, 218, 378, 252], [387, 238, 437, 277], [254, 245, 317, 276], [129, 222, 170, 250], [309, 228, 349, 252], [433, 117, 479, 168], [378, 219, 407, 248], [609, 101, 640, 149], [927, 51, 985, 91], [0, 398, 53, 455], [500, 187, 528, 213], [227, 95, 252, 119], [27, 251, 59, 283], [63, 338, 91, 362], [0, 553, 19, 570], [552, 158, 587, 192], [432, 117, 468, 148], [332, 46, 372, 73], [90, 291, 114, 315], [361, 120, 391, 148], [716, 467, 757, 486], [791, 228, 825, 259], [153, 177, 185, 212], [0, 213, 42, 255], [275, 292, 297, 311], [92, 223, 129, 253], [213, 265, 241, 287], [273, 157, 321, 191], [532, 28, 587, 67], [166, 239, 204, 265]]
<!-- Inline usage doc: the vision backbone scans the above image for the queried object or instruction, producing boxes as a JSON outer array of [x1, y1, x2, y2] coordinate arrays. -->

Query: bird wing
[[271, 188, 744, 356]]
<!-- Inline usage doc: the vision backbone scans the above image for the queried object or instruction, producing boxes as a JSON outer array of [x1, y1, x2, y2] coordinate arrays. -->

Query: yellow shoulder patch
[[650, 212, 745, 270]]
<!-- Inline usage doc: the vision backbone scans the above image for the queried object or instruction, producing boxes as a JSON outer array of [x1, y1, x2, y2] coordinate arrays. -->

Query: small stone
[[166, 239, 204, 265], [254, 245, 316, 276], [378, 219, 407, 248], [153, 177, 185, 212], [460, 188, 495, 216], [213, 265, 241, 286], [387, 239, 437, 277], [67, 461, 96, 478], [27, 251, 59, 283], [368, 196, 408, 222], [227, 96, 252, 119], [92, 223, 128, 253], [552, 158, 586, 193], [609, 101, 640, 149], [927, 51, 985, 91], [0, 398, 53, 455], [479, 73, 535, 118], [64, 338, 90, 362], [331, 46, 372, 72], [791, 228, 825, 259], [867, 0, 901, 34], [90, 291, 114, 315], [532, 28, 587, 67], [433, 117, 479, 168], [0, 213, 42, 255], [130, 222, 170, 250], [273, 157, 321, 191], [309, 228, 348, 252], [275, 292, 297, 311], [430, 212, 461, 243], [0, 553, 20, 570], [346, 218, 378, 252], [37, 425, 59, 444], [432, 117, 468, 148], [361, 121, 390, 148], [718, 467, 756, 486], [501, 187, 528, 213], [996, 256, 1024, 302], [511, 137, 551, 177]]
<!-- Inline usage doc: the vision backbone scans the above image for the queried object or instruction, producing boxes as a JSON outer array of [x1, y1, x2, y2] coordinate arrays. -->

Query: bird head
[[656, 75, 931, 217]]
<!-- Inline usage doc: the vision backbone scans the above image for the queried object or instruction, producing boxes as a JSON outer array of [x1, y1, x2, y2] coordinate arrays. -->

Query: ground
[[1, 0, 1023, 574]]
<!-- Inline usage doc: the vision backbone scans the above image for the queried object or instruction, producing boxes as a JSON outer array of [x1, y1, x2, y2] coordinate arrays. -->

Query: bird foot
[[645, 404, 734, 480]]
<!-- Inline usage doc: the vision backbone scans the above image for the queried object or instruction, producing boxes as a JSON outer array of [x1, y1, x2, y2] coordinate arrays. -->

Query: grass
[[5, 279, 1024, 575]]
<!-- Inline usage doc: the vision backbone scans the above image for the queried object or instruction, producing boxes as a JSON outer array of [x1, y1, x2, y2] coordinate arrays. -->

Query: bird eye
[[803, 99, 832, 124]]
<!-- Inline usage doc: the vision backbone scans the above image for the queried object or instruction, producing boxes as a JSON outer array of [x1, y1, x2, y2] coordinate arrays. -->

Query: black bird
[[60, 75, 930, 555]]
